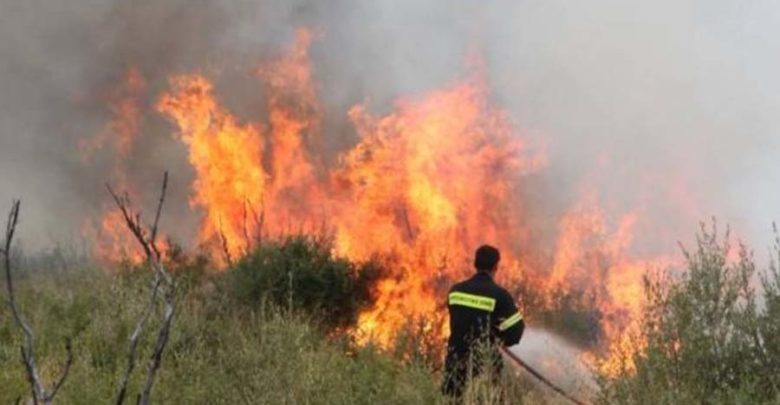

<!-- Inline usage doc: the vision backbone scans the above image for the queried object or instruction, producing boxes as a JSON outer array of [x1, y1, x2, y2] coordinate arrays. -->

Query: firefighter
[[442, 245, 525, 399]]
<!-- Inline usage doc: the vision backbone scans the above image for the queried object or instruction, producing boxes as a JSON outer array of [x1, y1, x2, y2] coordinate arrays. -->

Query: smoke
[[1, 0, 778, 253], [509, 327, 598, 400]]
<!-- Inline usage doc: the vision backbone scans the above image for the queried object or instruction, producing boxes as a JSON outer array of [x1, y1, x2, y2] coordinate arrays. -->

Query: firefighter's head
[[474, 245, 500, 274]]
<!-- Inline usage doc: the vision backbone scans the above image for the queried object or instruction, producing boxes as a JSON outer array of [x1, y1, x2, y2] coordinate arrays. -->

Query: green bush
[[598, 223, 780, 404], [227, 235, 381, 330], [0, 264, 442, 404]]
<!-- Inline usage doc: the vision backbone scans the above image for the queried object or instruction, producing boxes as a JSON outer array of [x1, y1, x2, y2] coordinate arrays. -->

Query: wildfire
[[157, 30, 324, 263], [80, 67, 148, 263], [333, 72, 544, 343], [86, 30, 688, 369], [79, 67, 147, 161], [157, 74, 268, 260]]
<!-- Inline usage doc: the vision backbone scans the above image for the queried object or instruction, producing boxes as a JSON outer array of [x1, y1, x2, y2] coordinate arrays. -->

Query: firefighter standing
[[442, 245, 525, 398]]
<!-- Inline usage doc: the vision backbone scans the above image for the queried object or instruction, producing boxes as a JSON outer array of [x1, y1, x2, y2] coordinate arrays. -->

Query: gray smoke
[[509, 327, 598, 401], [1, 0, 778, 254]]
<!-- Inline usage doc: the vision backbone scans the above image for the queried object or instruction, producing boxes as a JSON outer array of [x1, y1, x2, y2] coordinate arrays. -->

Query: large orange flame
[[334, 73, 545, 343], [157, 30, 326, 262], [84, 30, 687, 368], [157, 74, 268, 260]]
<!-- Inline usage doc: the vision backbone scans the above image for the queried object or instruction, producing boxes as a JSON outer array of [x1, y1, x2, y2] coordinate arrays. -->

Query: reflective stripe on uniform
[[448, 292, 496, 312], [498, 311, 523, 331]]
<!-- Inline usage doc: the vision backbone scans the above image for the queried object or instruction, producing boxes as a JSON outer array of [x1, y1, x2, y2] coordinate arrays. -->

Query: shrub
[[598, 223, 780, 404], [0, 239, 568, 404], [227, 235, 381, 330]]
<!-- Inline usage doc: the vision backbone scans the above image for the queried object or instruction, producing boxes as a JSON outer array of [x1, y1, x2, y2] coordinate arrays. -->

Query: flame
[[79, 67, 146, 162], [80, 210, 140, 263], [256, 28, 325, 230], [157, 30, 324, 261], [157, 74, 267, 260], [82, 31, 693, 369], [549, 194, 679, 375], [333, 73, 544, 343], [80, 68, 148, 263]]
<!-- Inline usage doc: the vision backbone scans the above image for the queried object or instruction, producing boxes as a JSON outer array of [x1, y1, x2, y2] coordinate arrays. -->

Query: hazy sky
[[0, 0, 778, 254]]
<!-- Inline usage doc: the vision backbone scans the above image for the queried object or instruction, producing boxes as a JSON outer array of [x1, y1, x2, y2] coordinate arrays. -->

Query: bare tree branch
[[137, 286, 175, 405], [217, 216, 233, 268], [241, 200, 251, 255], [248, 197, 265, 247], [114, 277, 161, 405], [3, 200, 73, 404], [108, 172, 176, 405], [19, 345, 40, 405], [45, 339, 74, 402], [2, 201, 42, 398], [106, 186, 152, 260], [149, 172, 169, 256], [400, 204, 415, 241]]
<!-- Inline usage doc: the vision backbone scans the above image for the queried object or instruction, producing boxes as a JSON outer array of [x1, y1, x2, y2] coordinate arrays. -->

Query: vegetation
[[598, 223, 780, 404], [1, 237, 552, 404], [0, 263, 441, 404], [10, 217, 780, 403], [228, 235, 381, 330]]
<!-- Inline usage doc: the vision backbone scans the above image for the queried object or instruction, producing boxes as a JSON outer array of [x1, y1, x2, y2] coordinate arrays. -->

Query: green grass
[[20, 224, 780, 404], [0, 238, 554, 404], [0, 266, 443, 404]]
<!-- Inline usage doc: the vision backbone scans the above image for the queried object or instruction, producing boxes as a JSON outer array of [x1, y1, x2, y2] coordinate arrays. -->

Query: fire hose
[[499, 346, 588, 405]]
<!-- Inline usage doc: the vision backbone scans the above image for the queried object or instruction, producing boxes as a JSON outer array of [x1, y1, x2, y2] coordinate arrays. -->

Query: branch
[[106, 186, 152, 260], [3, 203, 31, 339], [3, 200, 73, 404], [241, 200, 250, 254], [400, 204, 415, 241], [45, 339, 74, 402], [108, 172, 176, 405], [149, 172, 169, 256], [4, 200, 44, 403], [248, 199, 265, 247], [114, 276, 161, 405], [218, 218, 233, 268], [137, 285, 175, 405]]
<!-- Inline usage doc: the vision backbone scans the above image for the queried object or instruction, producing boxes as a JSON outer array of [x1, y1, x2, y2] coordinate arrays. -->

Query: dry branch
[[2, 200, 73, 404], [138, 289, 175, 405], [217, 217, 233, 268], [108, 172, 176, 405], [249, 198, 265, 246], [241, 201, 251, 255], [113, 277, 161, 405]]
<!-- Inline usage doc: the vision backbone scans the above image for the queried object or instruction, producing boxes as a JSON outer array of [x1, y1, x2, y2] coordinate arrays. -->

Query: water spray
[[500, 346, 589, 405]]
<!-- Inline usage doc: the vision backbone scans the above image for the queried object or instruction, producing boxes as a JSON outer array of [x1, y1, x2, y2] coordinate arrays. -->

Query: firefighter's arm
[[496, 291, 524, 346]]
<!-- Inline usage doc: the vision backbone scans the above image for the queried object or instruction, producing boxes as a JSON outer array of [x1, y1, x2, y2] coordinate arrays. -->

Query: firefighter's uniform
[[442, 270, 525, 397]]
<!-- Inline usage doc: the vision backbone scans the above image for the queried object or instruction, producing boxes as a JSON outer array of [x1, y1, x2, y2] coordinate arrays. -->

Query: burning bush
[[598, 224, 780, 403], [227, 235, 381, 330]]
